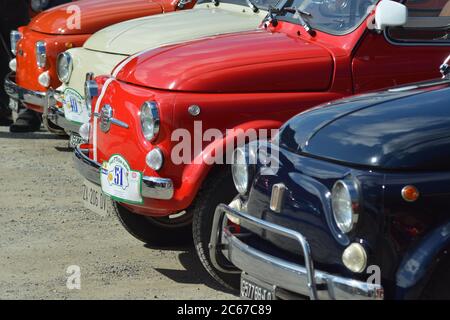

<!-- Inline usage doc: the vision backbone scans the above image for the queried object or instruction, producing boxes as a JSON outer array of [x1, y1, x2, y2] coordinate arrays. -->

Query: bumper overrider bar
[[209, 204, 384, 300], [73, 146, 174, 200], [43, 89, 80, 133], [4, 72, 46, 108]]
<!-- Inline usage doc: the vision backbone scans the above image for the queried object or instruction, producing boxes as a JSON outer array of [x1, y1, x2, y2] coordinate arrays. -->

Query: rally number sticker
[[100, 155, 143, 204]]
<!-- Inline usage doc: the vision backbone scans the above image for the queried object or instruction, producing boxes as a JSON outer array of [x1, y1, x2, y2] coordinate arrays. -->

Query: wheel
[[113, 201, 192, 247], [192, 167, 240, 291], [421, 252, 450, 300]]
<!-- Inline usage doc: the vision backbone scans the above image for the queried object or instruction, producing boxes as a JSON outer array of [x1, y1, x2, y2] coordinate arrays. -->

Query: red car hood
[[29, 0, 164, 35], [115, 30, 333, 93]]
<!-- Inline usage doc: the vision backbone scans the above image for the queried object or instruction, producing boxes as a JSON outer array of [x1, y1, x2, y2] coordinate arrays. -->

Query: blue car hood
[[278, 80, 450, 171]]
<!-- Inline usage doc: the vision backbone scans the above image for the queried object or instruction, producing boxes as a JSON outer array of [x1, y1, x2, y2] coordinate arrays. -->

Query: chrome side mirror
[[374, 0, 408, 31]]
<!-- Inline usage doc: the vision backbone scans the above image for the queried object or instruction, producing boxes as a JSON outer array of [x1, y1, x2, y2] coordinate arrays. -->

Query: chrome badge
[[270, 183, 286, 213], [94, 104, 129, 132], [99, 104, 113, 133]]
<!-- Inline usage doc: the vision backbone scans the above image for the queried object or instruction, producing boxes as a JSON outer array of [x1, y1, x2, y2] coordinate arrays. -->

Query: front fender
[[173, 119, 283, 208], [395, 220, 450, 299]]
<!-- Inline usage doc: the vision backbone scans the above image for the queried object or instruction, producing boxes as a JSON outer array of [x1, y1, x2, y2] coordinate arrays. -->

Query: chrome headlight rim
[[57, 52, 73, 83], [140, 101, 160, 142], [232, 146, 256, 196], [10, 30, 22, 56], [35, 41, 47, 69], [331, 179, 360, 234]]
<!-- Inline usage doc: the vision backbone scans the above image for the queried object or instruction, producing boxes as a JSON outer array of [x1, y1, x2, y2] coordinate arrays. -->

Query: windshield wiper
[[246, 0, 259, 13], [267, 6, 315, 35]]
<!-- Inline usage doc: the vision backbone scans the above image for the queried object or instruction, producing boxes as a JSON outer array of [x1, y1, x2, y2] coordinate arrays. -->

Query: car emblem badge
[[270, 183, 286, 213], [99, 104, 113, 133], [94, 104, 129, 132]]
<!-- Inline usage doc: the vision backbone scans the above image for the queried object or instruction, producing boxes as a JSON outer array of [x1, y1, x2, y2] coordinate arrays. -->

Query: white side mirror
[[375, 0, 408, 31]]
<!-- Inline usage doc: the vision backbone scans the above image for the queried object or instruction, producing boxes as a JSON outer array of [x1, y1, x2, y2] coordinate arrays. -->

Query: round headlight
[[232, 148, 250, 196], [140, 101, 160, 142], [331, 179, 360, 233], [57, 52, 73, 83]]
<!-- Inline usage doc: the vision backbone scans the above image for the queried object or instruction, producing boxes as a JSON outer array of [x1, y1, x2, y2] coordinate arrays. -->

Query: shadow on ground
[[0, 129, 68, 141], [145, 243, 236, 295]]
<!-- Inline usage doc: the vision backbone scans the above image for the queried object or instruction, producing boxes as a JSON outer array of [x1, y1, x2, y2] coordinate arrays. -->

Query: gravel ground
[[0, 126, 235, 300]]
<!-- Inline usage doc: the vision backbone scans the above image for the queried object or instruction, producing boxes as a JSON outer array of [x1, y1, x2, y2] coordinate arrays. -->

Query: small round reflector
[[401, 185, 419, 202]]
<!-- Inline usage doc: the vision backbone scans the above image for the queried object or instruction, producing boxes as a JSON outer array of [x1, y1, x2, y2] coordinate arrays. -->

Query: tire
[[113, 201, 192, 247], [192, 167, 240, 291], [421, 253, 450, 300]]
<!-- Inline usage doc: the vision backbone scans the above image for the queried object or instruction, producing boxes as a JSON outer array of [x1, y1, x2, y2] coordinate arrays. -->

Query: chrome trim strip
[[210, 204, 384, 300], [4, 72, 46, 107], [73, 147, 174, 200]]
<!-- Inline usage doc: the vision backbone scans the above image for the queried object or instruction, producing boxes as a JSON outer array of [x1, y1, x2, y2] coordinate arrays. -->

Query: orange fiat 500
[[4, 0, 194, 133]]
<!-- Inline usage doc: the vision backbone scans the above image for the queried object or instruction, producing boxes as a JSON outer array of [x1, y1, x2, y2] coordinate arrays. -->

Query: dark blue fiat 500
[[209, 71, 450, 300]]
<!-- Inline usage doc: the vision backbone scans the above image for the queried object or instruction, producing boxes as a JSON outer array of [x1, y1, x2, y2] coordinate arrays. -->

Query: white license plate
[[69, 133, 85, 149], [82, 179, 113, 217], [9, 99, 19, 112], [240, 273, 276, 300]]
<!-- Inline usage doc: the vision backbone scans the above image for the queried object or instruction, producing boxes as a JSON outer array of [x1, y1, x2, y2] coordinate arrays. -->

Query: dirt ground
[[0, 126, 235, 300]]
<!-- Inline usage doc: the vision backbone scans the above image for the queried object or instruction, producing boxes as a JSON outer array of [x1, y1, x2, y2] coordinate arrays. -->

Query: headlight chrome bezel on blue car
[[331, 179, 360, 234]]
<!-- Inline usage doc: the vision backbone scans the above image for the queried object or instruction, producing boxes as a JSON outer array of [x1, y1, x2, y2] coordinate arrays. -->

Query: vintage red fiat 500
[[4, 0, 194, 132], [74, 0, 450, 289]]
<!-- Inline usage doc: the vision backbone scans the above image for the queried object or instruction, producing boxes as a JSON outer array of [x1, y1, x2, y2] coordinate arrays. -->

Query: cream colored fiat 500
[[46, 0, 277, 145]]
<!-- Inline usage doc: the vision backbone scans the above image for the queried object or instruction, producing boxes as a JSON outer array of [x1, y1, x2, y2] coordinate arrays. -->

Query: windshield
[[276, 0, 380, 35], [197, 0, 280, 11]]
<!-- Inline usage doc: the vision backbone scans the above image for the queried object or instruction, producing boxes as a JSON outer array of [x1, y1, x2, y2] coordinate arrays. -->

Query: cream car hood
[[84, 3, 268, 55]]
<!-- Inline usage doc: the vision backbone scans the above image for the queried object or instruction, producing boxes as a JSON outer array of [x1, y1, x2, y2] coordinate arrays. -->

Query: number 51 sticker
[[100, 154, 143, 204]]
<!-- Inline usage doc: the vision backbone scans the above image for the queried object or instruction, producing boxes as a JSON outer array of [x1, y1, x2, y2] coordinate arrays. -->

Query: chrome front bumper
[[73, 146, 174, 200], [210, 204, 384, 300], [4, 72, 46, 108], [43, 90, 80, 134]]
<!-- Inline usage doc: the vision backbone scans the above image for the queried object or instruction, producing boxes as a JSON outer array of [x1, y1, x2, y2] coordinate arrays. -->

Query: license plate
[[69, 133, 85, 149], [82, 179, 113, 217], [9, 99, 19, 112], [240, 273, 276, 300]]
